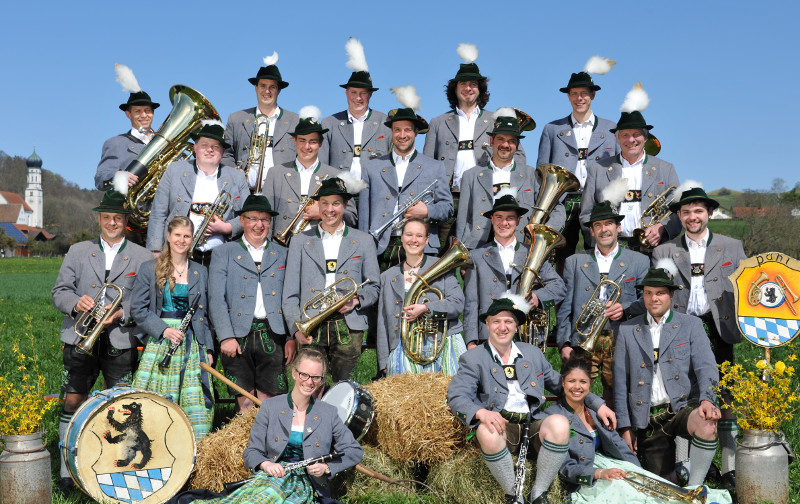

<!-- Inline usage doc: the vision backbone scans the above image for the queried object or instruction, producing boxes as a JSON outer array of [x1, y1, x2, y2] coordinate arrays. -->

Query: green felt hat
[[248, 65, 289, 89], [384, 108, 429, 133], [291, 117, 329, 137], [312, 177, 354, 201], [451, 62, 487, 83], [488, 113, 524, 139], [340, 71, 378, 91], [119, 91, 160, 111], [583, 200, 624, 226], [479, 294, 529, 325], [609, 111, 653, 133], [483, 189, 528, 218], [559, 72, 600, 93], [92, 190, 131, 214], [235, 195, 279, 216], [667, 187, 720, 213], [190, 122, 230, 149], [636, 267, 678, 290]]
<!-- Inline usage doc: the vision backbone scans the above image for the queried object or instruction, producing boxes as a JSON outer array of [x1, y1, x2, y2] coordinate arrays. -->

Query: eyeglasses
[[242, 216, 271, 224], [295, 370, 324, 384]]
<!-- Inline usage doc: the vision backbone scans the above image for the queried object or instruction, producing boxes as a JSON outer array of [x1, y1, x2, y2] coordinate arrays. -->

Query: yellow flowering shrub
[[718, 356, 799, 432], [0, 316, 57, 435]]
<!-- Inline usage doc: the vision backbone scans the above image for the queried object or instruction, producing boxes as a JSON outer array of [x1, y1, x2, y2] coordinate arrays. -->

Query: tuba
[[528, 164, 581, 229], [188, 187, 232, 257], [295, 278, 372, 339], [273, 175, 329, 247], [401, 239, 473, 365], [74, 284, 124, 355], [632, 184, 677, 249], [124, 85, 220, 228], [623, 471, 707, 504], [576, 274, 624, 353]]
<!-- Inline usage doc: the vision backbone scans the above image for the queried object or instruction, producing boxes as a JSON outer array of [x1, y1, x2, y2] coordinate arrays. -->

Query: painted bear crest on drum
[[103, 401, 154, 470]]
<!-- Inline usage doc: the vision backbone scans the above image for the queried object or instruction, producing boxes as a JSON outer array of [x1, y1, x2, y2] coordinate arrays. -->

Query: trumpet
[[370, 180, 437, 241], [245, 114, 270, 194], [188, 187, 231, 257], [401, 239, 473, 365], [576, 274, 624, 353], [274, 175, 329, 247], [632, 185, 677, 249], [623, 470, 707, 504], [74, 284, 124, 355], [295, 278, 372, 339]]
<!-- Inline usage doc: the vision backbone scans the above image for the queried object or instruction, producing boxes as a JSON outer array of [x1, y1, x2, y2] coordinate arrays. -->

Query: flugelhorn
[[188, 186, 231, 257], [623, 470, 707, 504], [124, 85, 220, 228], [295, 278, 372, 339], [274, 175, 329, 247], [632, 185, 677, 249], [74, 284, 124, 355], [370, 180, 437, 241], [401, 239, 473, 365], [576, 274, 624, 353]]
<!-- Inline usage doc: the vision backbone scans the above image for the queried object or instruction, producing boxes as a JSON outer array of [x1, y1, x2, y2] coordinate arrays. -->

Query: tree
[[0, 228, 15, 256]]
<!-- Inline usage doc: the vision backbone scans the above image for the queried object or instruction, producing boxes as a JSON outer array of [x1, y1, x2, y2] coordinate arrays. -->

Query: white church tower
[[25, 148, 43, 228]]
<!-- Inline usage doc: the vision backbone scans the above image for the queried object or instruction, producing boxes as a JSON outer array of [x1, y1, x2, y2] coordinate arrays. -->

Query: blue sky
[[2, 1, 798, 192]]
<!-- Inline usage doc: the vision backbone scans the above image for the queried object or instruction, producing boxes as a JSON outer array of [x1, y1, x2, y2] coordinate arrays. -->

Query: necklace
[[173, 260, 188, 276], [404, 257, 424, 277]]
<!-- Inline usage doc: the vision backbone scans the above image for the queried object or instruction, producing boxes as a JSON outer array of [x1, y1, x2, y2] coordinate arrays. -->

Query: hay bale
[[189, 408, 258, 491], [364, 373, 468, 464], [334, 445, 415, 499]]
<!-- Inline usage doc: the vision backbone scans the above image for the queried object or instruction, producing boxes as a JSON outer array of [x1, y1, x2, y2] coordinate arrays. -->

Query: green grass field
[[0, 257, 797, 503]]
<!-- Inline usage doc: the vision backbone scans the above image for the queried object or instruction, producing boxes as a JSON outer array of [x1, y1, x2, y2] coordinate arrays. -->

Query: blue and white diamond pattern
[[97, 467, 172, 503], [739, 316, 800, 347]]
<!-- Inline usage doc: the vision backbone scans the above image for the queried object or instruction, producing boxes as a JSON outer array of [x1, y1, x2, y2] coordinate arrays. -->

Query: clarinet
[[512, 413, 532, 504], [159, 292, 201, 369], [223, 452, 344, 492]]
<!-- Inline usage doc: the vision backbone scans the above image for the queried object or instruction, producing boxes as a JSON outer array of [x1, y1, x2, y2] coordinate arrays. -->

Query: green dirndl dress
[[202, 429, 315, 504], [132, 283, 214, 442]]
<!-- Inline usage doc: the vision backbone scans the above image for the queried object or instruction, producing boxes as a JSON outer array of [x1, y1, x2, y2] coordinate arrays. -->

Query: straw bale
[[189, 408, 258, 491], [363, 373, 468, 464], [333, 445, 415, 498]]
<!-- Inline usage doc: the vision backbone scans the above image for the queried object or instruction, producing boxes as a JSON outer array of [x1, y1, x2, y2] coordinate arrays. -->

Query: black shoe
[[721, 471, 737, 503], [505, 495, 528, 504], [706, 462, 721, 482], [531, 493, 551, 504], [56, 477, 75, 494]]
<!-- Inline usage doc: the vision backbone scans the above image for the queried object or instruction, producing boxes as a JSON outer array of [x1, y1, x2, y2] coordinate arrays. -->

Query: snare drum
[[321, 381, 375, 441], [61, 386, 195, 504]]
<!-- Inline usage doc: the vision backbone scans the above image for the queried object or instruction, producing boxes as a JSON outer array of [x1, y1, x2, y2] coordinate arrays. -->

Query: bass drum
[[321, 381, 375, 441], [62, 386, 195, 504]]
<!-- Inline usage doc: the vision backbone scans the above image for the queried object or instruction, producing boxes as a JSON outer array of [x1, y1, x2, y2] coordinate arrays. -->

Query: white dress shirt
[[243, 238, 267, 319], [319, 223, 345, 287], [490, 158, 513, 190], [348, 109, 369, 179], [686, 229, 711, 316], [488, 341, 529, 414], [248, 106, 280, 188], [99, 237, 125, 311], [594, 243, 619, 299], [391, 151, 413, 233], [452, 106, 480, 190], [648, 310, 672, 406], [296, 158, 319, 196], [130, 127, 153, 144], [571, 112, 595, 188], [495, 238, 517, 275], [190, 168, 224, 252], [619, 154, 645, 237]]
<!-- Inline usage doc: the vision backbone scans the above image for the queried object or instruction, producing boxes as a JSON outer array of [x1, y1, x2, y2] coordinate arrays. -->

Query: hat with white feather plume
[[610, 82, 654, 133], [489, 107, 524, 138], [385, 85, 428, 131], [667, 180, 719, 213], [559, 56, 616, 93], [190, 119, 230, 149], [483, 186, 529, 217], [479, 291, 531, 325], [583, 177, 627, 225], [450, 43, 487, 82], [115, 63, 160, 111], [248, 51, 289, 88], [637, 261, 680, 290], [290, 105, 329, 137], [311, 171, 368, 201], [339, 38, 378, 91]]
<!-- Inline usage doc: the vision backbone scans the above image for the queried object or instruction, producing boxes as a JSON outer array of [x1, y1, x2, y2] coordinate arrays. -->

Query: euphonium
[[515, 224, 565, 346], [401, 239, 473, 365], [124, 85, 220, 228], [528, 164, 580, 229], [295, 278, 372, 339], [273, 175, 329, 247], [188, 187, 231, 256], [246, 113, 270, 195], [632, 185, 677, 249], [74, 284, 124, 355], [576, 274, 624, 353], [623, 470, 707, 504]]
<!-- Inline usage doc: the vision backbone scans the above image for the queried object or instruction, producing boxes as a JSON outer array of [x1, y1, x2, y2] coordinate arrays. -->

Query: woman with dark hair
[[131, 215, 214, 441], [545, 358, 732, 503], [376, 218, 466, 376]]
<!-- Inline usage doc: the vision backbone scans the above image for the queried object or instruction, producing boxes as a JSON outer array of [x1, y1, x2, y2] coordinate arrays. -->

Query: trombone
[[246, 113, 270, 194], [370, 180, 437, 241], [575, 274, 624, 353], [74, 284, 124, 355]]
